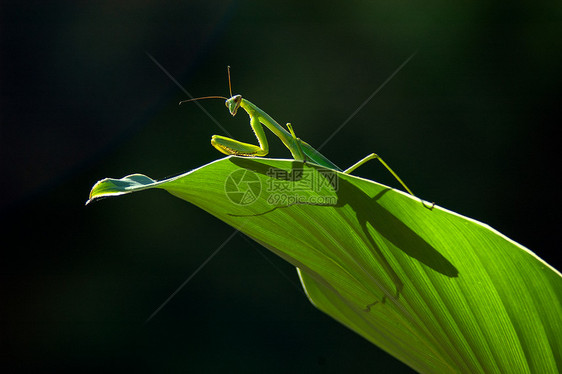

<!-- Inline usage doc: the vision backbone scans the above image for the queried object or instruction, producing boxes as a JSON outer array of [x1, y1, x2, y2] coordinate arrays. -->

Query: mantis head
[[225, 95, 242, 116]]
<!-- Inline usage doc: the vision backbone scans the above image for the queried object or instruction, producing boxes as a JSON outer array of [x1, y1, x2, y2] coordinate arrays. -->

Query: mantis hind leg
[[344, 153, 414, 194], [345, 153, 435, 209]]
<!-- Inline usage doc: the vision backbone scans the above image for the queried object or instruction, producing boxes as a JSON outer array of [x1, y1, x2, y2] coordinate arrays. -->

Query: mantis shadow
[[229, 157, 458, 303]]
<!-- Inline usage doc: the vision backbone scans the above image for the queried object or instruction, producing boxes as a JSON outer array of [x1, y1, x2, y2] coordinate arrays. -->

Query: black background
[[2, 1, 561, 372]]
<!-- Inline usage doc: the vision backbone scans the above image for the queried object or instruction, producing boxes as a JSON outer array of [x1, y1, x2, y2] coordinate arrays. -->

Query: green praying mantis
[[180, 66, 418, 200]]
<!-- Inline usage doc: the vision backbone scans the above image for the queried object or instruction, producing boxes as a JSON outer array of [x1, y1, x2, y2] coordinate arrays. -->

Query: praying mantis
[[180, 67, 417, 199]]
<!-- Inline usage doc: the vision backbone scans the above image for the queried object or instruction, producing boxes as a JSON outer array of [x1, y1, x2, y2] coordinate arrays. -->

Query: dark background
[[2, 1, 561, 372]]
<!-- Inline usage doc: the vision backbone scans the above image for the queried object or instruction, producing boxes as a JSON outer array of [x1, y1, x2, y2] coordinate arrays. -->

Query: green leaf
[[88, 156, 562, 373]]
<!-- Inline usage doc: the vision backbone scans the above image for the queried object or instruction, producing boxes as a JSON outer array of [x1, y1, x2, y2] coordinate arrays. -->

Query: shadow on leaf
[[229, 157, 459, 282]]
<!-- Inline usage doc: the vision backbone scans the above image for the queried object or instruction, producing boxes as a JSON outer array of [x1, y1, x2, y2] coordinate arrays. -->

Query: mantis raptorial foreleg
[[211, 116, 269, 157]]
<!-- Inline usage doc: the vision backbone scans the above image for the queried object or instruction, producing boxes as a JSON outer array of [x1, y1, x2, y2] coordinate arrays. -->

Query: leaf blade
[[88, 156, 562, 373]]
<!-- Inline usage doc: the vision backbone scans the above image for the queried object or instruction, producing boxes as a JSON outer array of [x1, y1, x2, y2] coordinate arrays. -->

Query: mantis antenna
[[227, 65, 233, 97], [178, 67, 234, 105], [178, 95, 227, 105]]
